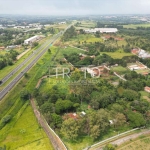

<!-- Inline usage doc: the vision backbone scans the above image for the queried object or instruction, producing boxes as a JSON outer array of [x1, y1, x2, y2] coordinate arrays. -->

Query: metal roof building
[[85, 28, 118, 33], [24, 35, 40, 45]]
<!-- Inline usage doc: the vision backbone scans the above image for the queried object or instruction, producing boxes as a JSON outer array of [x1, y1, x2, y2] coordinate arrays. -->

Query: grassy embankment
[[0, 46, 59, 150]]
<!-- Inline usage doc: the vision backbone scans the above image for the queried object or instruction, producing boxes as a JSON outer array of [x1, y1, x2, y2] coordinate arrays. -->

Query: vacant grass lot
[[76, 21, 96, 29], [67, 34, 103, 45], [111, 66, 128, 74], [123, 24, 150, 29], [101, 51, 133, 59]]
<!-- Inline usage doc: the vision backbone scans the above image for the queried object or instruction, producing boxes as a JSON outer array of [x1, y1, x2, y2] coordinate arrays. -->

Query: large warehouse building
[[24, 35, 40, 45], [85, 28, 118, 33]]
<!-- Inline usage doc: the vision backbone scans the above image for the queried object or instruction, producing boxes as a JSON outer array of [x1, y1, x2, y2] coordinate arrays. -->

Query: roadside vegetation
[[1, 17, 150, 150]]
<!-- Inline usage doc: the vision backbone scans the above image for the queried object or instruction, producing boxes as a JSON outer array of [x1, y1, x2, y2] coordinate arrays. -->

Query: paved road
[[0, 35, 58, 86], [0, 24, 73, 100], [0, 33, 61, 100]]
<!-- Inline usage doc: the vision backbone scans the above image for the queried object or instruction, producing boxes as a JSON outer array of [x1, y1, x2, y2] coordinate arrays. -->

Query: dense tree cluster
[[33, 73, 150, 140], [62, 26, 77, 41], [64, 52, 138, 68], [0, 50, 18, 70]]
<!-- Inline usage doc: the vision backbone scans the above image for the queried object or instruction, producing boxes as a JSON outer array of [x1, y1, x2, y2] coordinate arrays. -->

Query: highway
[[0, 32, 62, 100], [0, 35, 58, 86]]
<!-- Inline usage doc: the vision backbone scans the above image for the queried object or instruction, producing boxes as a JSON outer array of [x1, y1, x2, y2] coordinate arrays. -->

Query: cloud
[[0, 0, 150, 15]]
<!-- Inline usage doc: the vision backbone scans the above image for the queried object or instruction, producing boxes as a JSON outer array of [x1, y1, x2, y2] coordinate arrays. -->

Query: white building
[[85, 28, 118, 33], [138, 49, 150, 59], [58, 22, 66, 25], [24, 35, 40, 45]]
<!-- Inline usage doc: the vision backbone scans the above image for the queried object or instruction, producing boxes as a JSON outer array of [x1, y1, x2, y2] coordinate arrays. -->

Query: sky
[[0, 0, 150, 16]]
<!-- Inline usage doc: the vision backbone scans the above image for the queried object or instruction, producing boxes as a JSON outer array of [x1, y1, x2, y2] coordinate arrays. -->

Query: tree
[[84, 109, 109, 138], [0, 145, 6, 150], [122, 89, 139, 101], [51, 113, 62, 128], [33, 42, 39, 47], [20, 89, 30, 101], [1, 115, 11, 125], [103, 144, 116, 150], [61, 118, 80, 140], [126, 111, 146, 127], [48, 49, 51, 53], [113, 113, 126, 128], [55, 99, 73, 114], [90, 125, 100, 140]]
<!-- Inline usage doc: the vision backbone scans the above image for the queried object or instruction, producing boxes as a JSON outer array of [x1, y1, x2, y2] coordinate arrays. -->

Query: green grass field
[[101, 51, 133, 59], [123, 23, 150, 29], [0, 46, 58, 150], [111, 66, 128, 74], [0, 102, 53, 150], [76, 21, 96, 29]]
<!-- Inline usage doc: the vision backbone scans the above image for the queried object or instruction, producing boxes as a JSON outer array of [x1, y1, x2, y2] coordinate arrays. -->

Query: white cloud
[[0, 0, 150, 15]]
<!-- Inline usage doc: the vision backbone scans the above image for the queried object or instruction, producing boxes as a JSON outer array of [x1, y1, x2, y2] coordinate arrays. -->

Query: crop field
[[123, 23, 150, 29], [117, 134, 150, 150]]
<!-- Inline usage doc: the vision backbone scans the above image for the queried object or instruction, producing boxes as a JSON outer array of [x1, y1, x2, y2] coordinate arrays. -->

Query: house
[[144, 86, 150, 93], [58, 22, 66, 25], [7, 45, 17, 49], [131, 49, 139, 55], [132, 48, 150, 59], [80, 111, 86, 116], [63, 113, 78, 120]]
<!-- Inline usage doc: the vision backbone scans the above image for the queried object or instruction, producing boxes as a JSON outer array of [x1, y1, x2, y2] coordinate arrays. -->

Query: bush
[[2, 115, 12, 124], [0, 115, 12, 129]]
